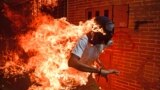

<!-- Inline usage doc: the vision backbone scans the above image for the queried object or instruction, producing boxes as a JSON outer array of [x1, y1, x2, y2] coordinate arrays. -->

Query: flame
[[32, 0, 58, 16], [19, 15, 93, 89], [1, 13, 98, 89], [1, 0, 105, 89]]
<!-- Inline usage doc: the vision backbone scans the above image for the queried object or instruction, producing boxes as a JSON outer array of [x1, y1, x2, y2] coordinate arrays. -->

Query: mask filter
[[96, 44, 105, 53], [96, 40, 113, 53]]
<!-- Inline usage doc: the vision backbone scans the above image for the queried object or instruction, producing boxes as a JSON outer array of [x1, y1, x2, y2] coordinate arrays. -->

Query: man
[[68, 16, 119, 90]]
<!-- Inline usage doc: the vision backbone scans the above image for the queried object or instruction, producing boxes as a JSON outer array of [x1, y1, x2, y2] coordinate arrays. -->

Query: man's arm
[[68, 53, 119, 76], [68, 53, 100, 73]]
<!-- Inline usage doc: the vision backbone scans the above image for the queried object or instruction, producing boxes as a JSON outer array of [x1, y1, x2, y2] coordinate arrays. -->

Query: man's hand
[[99, 69, 119, 77]]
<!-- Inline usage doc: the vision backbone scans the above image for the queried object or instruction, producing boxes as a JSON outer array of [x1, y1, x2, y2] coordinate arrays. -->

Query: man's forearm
[[68, 54, 119, 76], [68, 54, 100, 74], [73, 60, 99, 73]]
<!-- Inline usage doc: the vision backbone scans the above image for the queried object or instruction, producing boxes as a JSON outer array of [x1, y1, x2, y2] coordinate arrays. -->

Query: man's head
[[88, 16, 114, 45]]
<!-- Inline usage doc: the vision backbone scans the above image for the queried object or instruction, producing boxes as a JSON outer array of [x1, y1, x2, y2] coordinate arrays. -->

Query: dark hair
[[94, 16, 114, 35]]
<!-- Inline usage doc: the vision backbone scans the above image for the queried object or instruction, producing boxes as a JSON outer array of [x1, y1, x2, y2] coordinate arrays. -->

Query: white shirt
[[72, 35, 112, 65]]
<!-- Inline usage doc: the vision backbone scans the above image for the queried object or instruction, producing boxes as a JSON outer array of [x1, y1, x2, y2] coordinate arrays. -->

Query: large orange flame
[[1, 0, 105, 89], [19, 15, 93, 89]]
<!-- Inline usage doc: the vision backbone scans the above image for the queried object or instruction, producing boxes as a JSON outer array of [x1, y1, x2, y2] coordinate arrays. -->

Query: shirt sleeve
[[72, 35, 88, 58]]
